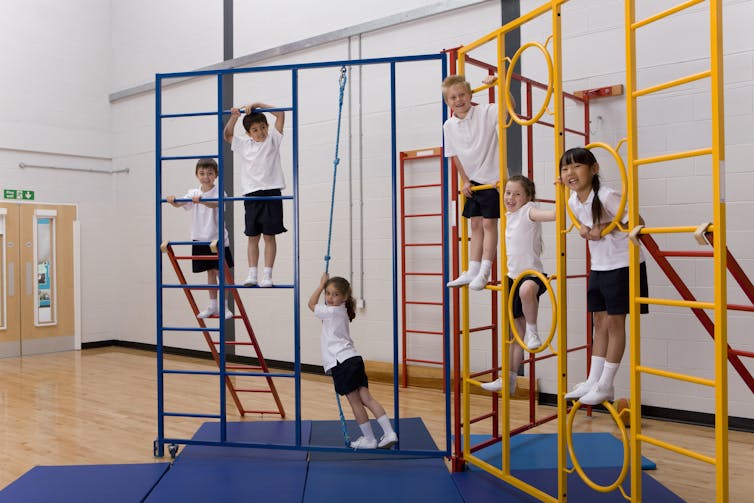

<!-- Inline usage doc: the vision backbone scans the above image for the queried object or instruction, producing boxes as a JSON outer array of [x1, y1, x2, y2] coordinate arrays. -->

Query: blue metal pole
[[389, 61, 400, 441], [216, 73, 227, 442], [156, 54, 443, 80], [155, 74, 165, 457], [292, 68, 302, 447], [440, 55, 451, 456]]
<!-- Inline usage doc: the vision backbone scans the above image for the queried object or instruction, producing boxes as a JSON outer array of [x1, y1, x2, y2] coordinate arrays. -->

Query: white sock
[[479, 259, 493, 275], [376, 414, 394, 435], [248, 266, 258, 277], [359, 421, 376, 440], [598, 361, 619, 388], [208, 299, 218, 311], [586, 356, 606, 385], [468, 261, 481, 275], [525, 322, 537, 334], [263, 266, 273, 278]]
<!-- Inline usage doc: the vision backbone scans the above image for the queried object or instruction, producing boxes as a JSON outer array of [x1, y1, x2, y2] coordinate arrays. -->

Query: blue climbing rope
[[324, 66, 348, 275], [325, 66, 351, 447]]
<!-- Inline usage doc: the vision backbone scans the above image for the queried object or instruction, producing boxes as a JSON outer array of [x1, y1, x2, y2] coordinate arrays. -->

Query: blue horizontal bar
[[161, 196, 293, 203], [164, 369, 296, 378], [160, 107, 294, 119], [157, 53, 444, 80], [165, 240, 212, 246], [161, 155, 219, 161], [163, 412, 222, 419], [161, 284, 222, 289], [161, 326, 220, 333], [158, 436, 449, 457], [163, 369, 225, 376], [160, 111, 218, 119], [219, 371, 296, 378], [232, 107, 293, 114]]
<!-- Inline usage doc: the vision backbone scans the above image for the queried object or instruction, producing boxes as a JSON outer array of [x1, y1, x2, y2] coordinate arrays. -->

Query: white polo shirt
[[314, 303, 360, 373], [506, 201, 543, 278], [443, 103, 500, 185], [231, 127, 285, 194], [182, 185, 230, 245], [568, 186, 645, 271]]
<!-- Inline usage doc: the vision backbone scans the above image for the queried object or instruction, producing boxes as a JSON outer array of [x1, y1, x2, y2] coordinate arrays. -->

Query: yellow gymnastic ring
[[508, 269, 556, 354], [563, 141, 628, 238], [566, 400, 630, 494], [504, 41, 554, 127]]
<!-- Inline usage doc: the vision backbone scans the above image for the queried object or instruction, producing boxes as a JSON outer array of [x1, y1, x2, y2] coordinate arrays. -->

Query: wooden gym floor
[[0, 347, 751, 502]]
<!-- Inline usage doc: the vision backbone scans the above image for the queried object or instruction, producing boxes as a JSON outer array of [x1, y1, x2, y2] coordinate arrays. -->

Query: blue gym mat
[[452, 467, 684, 502], [145, 458, 308, 503], [0, 463, 169, 503], [308, 416, 441, 460], [462, 432, 656, 471], [305, 457, 464, 503], [177, 418, 312, 461]]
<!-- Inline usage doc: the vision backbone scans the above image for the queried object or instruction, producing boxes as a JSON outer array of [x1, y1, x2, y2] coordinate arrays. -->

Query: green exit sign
[[3, 189, 35, 200]]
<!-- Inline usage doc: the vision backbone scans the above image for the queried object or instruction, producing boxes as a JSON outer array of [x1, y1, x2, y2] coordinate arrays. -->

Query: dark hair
[[195, 158, 218, 175], [325, 276, 356, 322], [242, 112, 268, 132], [506, 174, 536, 201], [560, 147, 603, 226]]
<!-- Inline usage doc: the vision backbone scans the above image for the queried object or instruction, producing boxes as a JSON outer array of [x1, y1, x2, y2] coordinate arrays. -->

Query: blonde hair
[[441, 75, 471, 98]]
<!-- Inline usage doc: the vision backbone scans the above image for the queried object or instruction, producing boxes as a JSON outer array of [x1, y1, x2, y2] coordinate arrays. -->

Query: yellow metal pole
[[456, 52, 473, 464], [710, 0, 729, 501], [551, 2, 567, 502], [496, 30, 513, 478], [624, 1, 643, 501]]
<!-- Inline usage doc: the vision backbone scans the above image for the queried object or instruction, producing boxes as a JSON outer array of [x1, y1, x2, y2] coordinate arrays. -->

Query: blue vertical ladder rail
[[155, 54, 450, 458]]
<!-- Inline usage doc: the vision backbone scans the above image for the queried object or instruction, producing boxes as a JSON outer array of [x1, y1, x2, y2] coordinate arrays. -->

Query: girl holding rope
[[308, 273, 398, 450]]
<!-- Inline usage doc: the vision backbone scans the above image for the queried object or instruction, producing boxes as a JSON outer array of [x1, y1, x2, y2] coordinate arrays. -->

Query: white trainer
[[349, 436, 378, 449], [524, 329, 542, 351], [469, 270, 491, 291], [377, 431, 398, 449], [224, 308, 234, 320], [447, 271, 475, 288], [481, 378, 502, 392], [197, 307, 217, 319], [564, 381, 593, 401], [579, 383, 614, 405], [259, 275, 273, 288], [242, 272, 257, 287]]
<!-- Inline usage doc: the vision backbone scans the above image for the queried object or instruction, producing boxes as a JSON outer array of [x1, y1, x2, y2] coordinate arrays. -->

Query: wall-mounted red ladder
[[399, 147, 448, 387], [161, 241, 285, 417]]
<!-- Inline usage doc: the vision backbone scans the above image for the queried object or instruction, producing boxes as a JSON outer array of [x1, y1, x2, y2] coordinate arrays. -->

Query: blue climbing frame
[[154, 53, 450, 457]]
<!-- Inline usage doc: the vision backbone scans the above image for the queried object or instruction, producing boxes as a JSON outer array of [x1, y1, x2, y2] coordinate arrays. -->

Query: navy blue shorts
[[191, 244, 234, 273], [330, 356, 369, 395], [507, 274, 547, 319], [243, 189, 287, 237], [587, 262, 649, 315], [462, 183, 500, 219]]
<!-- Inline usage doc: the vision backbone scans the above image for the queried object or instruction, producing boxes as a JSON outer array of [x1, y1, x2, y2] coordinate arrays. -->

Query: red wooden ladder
[[161, 241, 286, 417]]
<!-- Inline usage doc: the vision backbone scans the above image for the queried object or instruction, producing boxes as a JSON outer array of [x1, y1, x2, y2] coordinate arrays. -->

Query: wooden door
[[0, 202, 77, 357]]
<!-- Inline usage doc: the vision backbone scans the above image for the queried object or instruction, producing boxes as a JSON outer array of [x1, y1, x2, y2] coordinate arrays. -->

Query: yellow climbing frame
[[452, 0, 729, 502]]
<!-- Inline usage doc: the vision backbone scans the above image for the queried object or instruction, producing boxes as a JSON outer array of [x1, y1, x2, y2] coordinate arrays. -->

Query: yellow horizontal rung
[[637, 225, 702, 234], [471, 82, 495, 95], [637, 296, 714, 309], [636, 365, 715, 387], [638, 433, 716, 465], [634, 147, 712, 166], [632, 0, 705, 30], [634, 70, 710, 98]]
